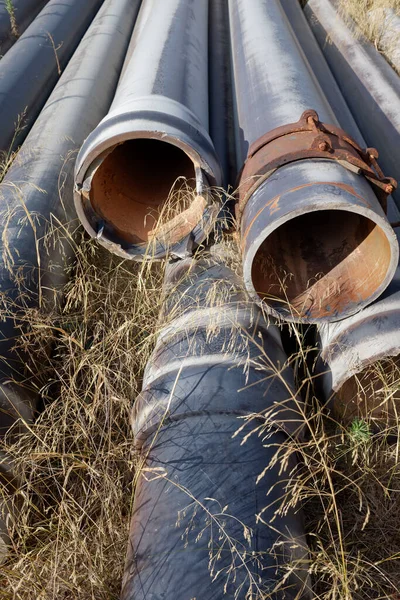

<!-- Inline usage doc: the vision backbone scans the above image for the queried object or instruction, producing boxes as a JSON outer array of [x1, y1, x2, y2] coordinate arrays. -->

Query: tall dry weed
[[0, 228, 164, 598], [337, 0, 400, 72]]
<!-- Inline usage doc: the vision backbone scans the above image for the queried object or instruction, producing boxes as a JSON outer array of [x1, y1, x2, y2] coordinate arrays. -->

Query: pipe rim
[[242, 197, 399, 324], [317, 307, 400, 393], [75, 101, 222, 185], [74, 128, 219, 260]]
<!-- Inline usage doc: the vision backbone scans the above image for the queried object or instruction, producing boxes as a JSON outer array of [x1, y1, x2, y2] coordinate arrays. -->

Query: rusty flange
[[236, 109, 397, 220]]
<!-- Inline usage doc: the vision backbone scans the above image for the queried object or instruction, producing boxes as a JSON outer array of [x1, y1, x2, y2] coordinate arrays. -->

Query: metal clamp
[[236, 109, 397, 220]]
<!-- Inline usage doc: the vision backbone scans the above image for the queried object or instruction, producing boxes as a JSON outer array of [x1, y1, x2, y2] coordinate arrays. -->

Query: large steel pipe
[[0, 0, 48, 57], [279, 0, 363, 146], [0, 0, 140, 560], [74, 0, 222, 261], [305, 0, 400, 209], [316, 199, 400, 428], [121, 256, 312, 599], [229, 0, 398, 324], [0, 0, 104, 155]]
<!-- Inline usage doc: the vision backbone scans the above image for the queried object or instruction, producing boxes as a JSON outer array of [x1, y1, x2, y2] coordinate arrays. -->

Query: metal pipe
[[74, 0, 222, 261], [316, 198, 400, 428], [0, 0, 141, 560], [0, 0, 104, 155], [279, 3, 400, 422], [279, 0, 364, 147], [0, 0, 48, 57], [305, 0, 400, 209], [121, 255, 312, 599], [228, 0, 398, 324]]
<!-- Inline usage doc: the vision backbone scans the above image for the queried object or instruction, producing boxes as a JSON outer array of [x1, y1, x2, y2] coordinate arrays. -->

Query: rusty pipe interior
[[251, 209, 392, 320], [90, 139, 197, 244]]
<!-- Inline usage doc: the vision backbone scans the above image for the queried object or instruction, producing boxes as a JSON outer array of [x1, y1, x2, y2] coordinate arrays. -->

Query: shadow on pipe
[[209, 0, 237, 189]]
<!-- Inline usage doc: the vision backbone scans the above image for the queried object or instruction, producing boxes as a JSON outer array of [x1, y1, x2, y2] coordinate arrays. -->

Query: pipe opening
[[251, 210, 391, 319], [90, 139, 197, 244], [335, 357, 400, 427]]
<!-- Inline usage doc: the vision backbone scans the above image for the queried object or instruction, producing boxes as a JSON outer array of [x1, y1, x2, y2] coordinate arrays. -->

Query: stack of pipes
[[0, 0, 399, 596], [114, 0, 399, 596], [0, 0, 105, 154], [298, 0, 400, 426], [0, 0, 142, 562]]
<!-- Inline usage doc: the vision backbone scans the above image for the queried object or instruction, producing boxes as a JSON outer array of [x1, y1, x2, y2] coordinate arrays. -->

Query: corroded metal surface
[[237, 108, 396, 220], [122, 255, 311, 599], [241, 160, 398, 323], [75, 0, 222, 260], [228, 0, 398, 323]]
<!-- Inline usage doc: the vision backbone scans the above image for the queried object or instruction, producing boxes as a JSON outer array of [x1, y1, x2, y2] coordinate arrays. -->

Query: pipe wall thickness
[[0, 0, 104, 154], [0, 0, 140, 560], [75, 0, 222, 261], [0, 0, 48, 56], [305, 0, 400, 209], [228, 0, 398, 324], [122, 255, 312, 599]]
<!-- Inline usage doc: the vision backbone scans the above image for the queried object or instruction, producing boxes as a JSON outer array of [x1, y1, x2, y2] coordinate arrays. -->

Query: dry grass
[[251, 333, 400, 599], [0, 111, 26, 183], [337, 0, 400, 72], [0, 228, 165, 598], [0, 180, 226, 598], [0, 184, 399, 599], [335, 357, 400, 429]]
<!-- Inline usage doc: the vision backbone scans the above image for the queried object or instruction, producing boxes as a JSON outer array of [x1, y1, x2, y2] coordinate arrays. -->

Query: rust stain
[[236, 109, 396, 219], [90, 139, 196, 244], [148, 194, 207, 244], [241, 180, 367, 249], [269, 195, 281, 215], [248, 202, 392, 321], [240, 192, 281, 250]]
